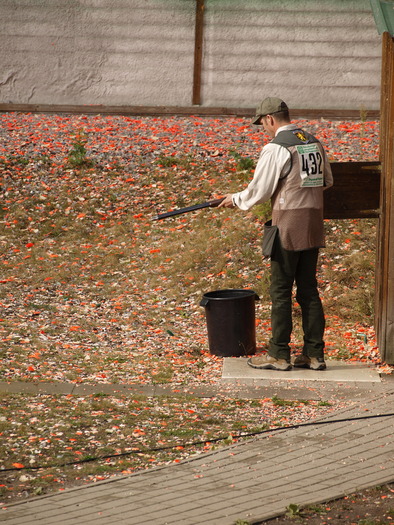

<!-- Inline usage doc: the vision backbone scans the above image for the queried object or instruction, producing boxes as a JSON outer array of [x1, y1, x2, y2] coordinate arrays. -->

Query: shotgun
[[152, 197, 224, 221]]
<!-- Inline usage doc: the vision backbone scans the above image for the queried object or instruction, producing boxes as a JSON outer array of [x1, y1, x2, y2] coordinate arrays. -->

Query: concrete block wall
[[0, 0, 382, 111]]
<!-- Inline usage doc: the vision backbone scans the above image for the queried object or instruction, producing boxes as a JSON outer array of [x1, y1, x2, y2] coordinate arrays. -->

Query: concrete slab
[[0, 381, 75, 395], [222, 358, 381, 383]]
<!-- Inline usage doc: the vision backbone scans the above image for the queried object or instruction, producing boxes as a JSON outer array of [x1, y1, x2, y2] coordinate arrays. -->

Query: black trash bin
[[200, 289, 259, 357]]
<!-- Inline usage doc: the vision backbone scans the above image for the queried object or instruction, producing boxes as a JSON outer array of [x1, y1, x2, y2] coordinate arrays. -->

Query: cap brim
[[251, 114, 263, 125]]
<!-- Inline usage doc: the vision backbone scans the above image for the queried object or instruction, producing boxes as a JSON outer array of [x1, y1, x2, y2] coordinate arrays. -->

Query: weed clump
[[67, 129, 94, 168]]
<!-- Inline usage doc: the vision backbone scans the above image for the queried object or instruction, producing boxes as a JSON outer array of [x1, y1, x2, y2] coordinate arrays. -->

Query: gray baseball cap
[[251, 97, 289, 125]]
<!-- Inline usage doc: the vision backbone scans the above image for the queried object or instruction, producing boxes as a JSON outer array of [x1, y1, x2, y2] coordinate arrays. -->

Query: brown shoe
[[292, 355, 326, 370], [248, 354, 292, 371]]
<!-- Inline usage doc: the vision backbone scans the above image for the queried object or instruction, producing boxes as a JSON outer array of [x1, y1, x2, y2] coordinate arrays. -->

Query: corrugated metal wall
[[0, 0, 382, 110]]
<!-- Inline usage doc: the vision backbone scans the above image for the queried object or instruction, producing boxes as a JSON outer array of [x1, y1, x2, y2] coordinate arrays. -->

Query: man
[[219, 97, 333, 371]]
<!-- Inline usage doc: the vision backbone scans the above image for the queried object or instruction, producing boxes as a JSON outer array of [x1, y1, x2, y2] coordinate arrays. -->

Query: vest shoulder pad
[[272, 129, 319, 148]]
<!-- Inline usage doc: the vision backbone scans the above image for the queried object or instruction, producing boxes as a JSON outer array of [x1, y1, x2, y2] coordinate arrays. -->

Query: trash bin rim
[[201, 289, 259, 302]]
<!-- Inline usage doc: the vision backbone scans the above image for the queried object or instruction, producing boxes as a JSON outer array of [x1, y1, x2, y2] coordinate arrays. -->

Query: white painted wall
[[0, 0, 195, 106], [0, 0, 382, 110], [202, 0, 382, 110]]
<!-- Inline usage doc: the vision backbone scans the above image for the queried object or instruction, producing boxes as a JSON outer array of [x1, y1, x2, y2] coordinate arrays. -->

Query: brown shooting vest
[[271, 128, 328, 251]]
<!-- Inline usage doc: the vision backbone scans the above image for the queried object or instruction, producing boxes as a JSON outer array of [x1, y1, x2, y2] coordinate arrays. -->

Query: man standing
[[219, 97, 333, 371]]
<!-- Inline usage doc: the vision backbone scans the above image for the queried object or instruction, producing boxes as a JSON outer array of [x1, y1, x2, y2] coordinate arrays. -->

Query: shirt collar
[[275, 123, 298, 136]]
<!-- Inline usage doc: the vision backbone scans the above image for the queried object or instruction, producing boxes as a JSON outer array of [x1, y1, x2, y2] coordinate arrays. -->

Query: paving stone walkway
[[2, 375, 394, 525]]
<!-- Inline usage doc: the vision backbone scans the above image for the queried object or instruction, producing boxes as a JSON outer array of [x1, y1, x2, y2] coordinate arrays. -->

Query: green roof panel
[[370, 0, 394, 36]]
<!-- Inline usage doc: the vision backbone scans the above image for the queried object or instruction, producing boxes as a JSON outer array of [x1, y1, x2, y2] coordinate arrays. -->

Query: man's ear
[[266, 115, 274, 126]]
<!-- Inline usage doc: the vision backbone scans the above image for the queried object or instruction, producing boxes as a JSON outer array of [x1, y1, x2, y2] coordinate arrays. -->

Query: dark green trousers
[[268, 239, 325, 361]]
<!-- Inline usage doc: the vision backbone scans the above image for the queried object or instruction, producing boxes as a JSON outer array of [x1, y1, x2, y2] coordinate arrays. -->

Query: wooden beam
[[376, 32, 394, 364], [324, 162, 381, 219], [192, 0, 205, 106], [0, 103, 380, 120]]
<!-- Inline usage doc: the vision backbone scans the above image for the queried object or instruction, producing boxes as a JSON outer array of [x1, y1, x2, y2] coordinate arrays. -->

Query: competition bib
[[295, 143, 324, 187]]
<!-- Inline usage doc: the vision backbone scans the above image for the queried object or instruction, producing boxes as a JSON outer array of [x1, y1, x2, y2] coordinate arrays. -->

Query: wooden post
[[376, 31, 394, 363], [192, 0, 204, 105]]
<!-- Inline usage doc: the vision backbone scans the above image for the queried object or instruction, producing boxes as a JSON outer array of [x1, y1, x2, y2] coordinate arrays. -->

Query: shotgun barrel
[[152, 197, 224, 221]]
